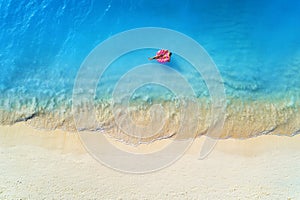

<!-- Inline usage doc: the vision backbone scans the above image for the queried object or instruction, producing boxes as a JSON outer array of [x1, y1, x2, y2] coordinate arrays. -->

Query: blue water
[[0, 0, 300, 135]]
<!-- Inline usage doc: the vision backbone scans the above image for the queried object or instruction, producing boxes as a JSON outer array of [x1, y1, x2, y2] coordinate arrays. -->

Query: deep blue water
[[0, 0, 300, 125]]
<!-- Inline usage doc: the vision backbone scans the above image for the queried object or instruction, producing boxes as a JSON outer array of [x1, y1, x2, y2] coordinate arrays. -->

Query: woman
[[148, 49, 172, 63]]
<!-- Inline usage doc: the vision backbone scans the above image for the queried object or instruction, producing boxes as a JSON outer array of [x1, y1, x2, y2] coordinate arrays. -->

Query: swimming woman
[[149, 49, 172, 63]]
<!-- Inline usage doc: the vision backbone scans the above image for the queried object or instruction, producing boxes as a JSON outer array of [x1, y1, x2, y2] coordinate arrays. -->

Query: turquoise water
[[0, 0, 299, 139]]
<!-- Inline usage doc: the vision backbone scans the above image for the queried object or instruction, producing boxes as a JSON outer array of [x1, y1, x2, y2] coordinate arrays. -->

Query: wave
[[1, 95, 299, 145]]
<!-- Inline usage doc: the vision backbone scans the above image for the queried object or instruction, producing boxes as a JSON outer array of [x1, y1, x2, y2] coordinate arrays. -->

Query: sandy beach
[[0, 123, 299, 199]]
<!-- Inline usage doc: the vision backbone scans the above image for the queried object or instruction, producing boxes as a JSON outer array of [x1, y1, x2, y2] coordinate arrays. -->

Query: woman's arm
[[149, 54, 164, 60]]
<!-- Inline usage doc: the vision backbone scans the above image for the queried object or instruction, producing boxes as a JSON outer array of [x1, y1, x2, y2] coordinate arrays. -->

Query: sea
[[1, 0, 299, 144]]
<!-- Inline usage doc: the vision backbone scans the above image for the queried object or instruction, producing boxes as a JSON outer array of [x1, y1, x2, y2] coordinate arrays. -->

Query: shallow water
[[0, 0, 299, 143]]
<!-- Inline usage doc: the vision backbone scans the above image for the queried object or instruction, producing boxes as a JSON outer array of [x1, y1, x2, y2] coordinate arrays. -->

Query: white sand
[[0, 123, 300, 199]]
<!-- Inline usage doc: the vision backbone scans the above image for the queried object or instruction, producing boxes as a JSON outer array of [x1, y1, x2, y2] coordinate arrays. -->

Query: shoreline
[[1, 122, 300, 156]]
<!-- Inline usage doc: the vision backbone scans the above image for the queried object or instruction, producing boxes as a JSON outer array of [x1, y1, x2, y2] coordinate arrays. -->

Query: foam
[[1, 95, 299, 145]]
